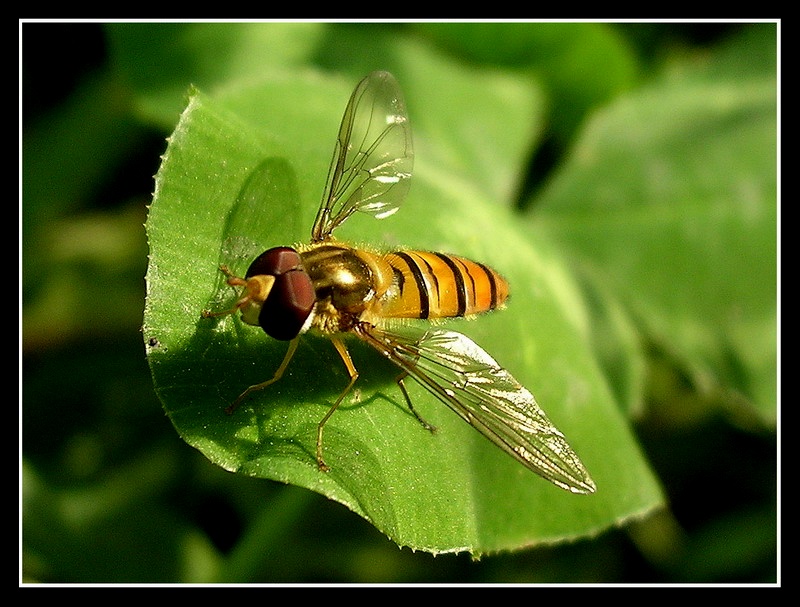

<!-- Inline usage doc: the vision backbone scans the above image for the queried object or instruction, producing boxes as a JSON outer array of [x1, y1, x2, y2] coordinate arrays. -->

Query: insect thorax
[[299, 242, 392, 334]]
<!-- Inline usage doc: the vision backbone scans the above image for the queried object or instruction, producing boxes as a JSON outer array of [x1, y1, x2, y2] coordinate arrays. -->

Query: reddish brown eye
[[245, 247, 315, 340], [246, 246, 302, 278], [260, 269, 316, 340]]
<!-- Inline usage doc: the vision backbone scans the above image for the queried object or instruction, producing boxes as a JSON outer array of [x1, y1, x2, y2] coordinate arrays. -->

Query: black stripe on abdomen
[[433, 252, 467, 316], [393, 250, 430, 319]]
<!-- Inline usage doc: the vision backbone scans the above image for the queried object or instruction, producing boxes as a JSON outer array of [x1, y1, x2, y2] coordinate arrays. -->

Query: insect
[[202, 71, 596, 494]]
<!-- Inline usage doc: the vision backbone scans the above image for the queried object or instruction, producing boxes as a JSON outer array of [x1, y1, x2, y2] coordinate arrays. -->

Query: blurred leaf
[[105, 22, 326, 128], [416, 22, 641, 142], [674, 505, 777, 582], [22, 72, 142, 225], [22, 34, 158, 352], [22, 446, 185, 583], [144, 65, 662, 555], [23, 203, 149, 351], [532, 27, 777, 424]]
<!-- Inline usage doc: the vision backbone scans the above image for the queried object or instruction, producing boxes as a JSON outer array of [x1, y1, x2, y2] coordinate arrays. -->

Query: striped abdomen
[[381, 251, 508, 319]]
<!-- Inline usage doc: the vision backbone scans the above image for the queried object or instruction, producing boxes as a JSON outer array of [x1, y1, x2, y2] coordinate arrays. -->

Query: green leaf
[[533, 26, 777, 424], [144, 66, 662, 555]]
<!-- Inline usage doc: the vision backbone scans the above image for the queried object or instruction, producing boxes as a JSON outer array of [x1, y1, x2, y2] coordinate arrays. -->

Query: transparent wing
[[356, 324, 597, 494], [311, 71, 414, 242]]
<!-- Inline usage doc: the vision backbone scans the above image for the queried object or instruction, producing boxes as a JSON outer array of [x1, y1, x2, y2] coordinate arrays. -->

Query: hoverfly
[[202, 71, 596, 494]]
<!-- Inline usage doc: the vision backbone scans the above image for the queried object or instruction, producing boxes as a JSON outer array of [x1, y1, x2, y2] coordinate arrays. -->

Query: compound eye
[[246, 246, 302, 279], [260, 268, 316, 341]]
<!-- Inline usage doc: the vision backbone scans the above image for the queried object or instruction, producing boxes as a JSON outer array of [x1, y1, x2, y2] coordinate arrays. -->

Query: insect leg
[[201, 266, 276, 319], [201, 266, 248, 318], [316, 337, 360, 471], [396, 371, 437, 433], [226, 337, 300, 414]]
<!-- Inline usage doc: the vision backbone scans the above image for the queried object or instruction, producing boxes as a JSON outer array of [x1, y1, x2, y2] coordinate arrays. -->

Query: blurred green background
[[22, 21, 777, 583]]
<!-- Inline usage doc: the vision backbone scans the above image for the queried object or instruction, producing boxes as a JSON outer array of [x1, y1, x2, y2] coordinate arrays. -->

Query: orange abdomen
[[381, 251, 508, 319]]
